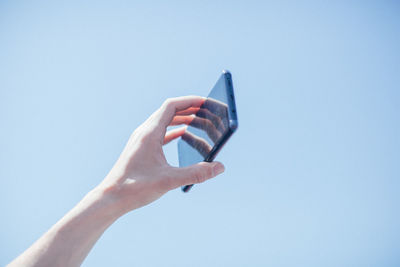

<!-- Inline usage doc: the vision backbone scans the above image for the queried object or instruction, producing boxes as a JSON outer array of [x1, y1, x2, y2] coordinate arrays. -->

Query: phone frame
[[181, 70, 238, 192]]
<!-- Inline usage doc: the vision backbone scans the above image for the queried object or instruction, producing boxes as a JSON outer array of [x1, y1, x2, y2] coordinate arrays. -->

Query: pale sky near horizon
[[1, 1, 400, 266]]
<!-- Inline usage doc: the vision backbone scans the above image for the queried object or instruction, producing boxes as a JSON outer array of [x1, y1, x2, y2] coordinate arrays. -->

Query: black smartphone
[[177, 70, 238, 192]]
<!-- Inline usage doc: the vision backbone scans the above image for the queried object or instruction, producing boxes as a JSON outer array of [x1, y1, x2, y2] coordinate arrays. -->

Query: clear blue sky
[[1, 1, 399, 266]]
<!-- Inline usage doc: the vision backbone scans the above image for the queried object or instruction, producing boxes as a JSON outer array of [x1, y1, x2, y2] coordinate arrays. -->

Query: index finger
[[156, 96, 205, 129]]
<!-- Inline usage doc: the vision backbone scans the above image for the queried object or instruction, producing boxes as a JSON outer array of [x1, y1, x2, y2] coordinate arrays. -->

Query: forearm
[[9, 186, 121, 267]]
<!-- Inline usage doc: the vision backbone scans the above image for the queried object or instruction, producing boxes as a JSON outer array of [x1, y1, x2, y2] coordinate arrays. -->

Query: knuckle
[[194, 173, 203, 184], [194, 169, 208, 184], [205, 165, 214, 178], [163, 98, 175, 109], [138, 131, 157, 145]]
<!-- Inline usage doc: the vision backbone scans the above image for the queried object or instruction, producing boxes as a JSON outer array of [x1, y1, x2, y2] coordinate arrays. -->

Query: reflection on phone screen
[[178, 75, 230, 167]]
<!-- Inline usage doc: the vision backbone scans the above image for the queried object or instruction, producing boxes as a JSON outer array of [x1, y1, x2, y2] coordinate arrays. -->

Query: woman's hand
[[8, 96, 225, 267], [99, 96, 225, 216]]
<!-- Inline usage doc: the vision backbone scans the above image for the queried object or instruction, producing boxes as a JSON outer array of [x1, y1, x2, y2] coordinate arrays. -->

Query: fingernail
[[213, 163, 225, 175]]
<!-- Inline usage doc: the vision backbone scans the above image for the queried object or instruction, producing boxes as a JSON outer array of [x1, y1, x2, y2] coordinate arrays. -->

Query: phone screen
[[178, 74, 232, 169]]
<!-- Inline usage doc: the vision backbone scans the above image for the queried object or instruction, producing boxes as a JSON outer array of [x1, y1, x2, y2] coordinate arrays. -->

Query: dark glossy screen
[[178, 75, 230, 167]]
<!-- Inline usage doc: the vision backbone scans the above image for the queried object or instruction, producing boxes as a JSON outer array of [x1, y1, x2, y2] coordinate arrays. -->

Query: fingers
[[157, 96, 205, 129], [181, 131, 212, 158], [176, 107, 201, 116], [169, 115, 195, 126], [188, 116, 222, 143], [169, 161, 225, 189], [163, 127, 186, 145], [170, 112, 224, 143], [202, 98, 228, 116], [196, 107, 226, 133]]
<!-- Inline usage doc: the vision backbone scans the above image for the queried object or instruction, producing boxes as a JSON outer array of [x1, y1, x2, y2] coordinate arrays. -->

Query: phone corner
[[222, 69, 232, 77], [229, 119, 239, 131]]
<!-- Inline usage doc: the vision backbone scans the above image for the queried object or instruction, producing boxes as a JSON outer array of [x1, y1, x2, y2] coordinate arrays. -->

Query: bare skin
[[8, 96, 225, 267]]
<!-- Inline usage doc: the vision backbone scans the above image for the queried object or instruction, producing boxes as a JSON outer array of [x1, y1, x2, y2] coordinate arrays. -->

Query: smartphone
[[177, 70, 238, 192]]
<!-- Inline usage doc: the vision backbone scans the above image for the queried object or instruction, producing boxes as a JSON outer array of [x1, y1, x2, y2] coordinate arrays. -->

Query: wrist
[[85, 185, 125, 222]]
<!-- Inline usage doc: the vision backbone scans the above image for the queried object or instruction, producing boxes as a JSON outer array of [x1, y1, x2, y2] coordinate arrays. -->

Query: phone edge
[[182, 70, 238, 193]]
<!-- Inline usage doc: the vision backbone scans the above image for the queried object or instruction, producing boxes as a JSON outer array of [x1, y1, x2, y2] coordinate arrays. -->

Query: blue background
[[1, 1, 399, 266]]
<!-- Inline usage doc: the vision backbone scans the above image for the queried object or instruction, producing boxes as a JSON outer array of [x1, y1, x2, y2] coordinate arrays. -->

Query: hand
[[99, 96, 225, 216], [8, 96, 226, 267]]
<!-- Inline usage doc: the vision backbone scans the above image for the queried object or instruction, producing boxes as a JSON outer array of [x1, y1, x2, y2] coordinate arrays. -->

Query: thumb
[[171, 161, 225, 189]]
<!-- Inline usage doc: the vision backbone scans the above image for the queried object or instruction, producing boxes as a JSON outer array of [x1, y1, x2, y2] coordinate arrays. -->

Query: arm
[[8, 96, 225, 267]]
